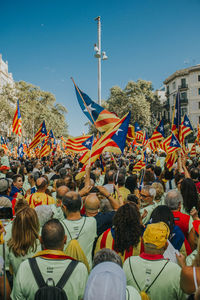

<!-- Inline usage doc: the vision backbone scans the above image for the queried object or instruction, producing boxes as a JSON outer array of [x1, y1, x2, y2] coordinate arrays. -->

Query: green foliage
[[0, 81, 68, 139]]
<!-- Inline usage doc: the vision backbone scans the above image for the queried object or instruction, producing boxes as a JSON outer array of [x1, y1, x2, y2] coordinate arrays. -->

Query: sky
[[1, 0, 200, 136]]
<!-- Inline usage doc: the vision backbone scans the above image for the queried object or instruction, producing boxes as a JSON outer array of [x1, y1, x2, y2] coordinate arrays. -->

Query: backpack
[[128, 258, 169, 300], [61, 218, 90, 272], [29, 257, 78, 300]]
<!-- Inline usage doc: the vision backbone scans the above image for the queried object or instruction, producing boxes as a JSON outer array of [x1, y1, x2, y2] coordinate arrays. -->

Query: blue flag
[[18, 143, 24, 158], [111, 112, 131, 153]]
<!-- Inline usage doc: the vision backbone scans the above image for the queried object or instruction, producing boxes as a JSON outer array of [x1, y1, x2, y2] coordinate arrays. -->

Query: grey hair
[[93, 249, 123, 268], [35, 205, 53, 227], [164, 189, 183, 210], [143, 185, 156, 200]]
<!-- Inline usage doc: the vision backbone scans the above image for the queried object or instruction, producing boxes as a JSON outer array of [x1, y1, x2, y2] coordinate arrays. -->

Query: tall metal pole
[[96, 16, 101, 106]]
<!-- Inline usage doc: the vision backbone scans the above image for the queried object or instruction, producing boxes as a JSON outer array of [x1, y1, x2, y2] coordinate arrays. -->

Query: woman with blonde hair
[[7, 206, 41, 275]]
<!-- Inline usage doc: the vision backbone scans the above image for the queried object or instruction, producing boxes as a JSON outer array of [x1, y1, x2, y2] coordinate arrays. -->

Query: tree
[[0, 81, 68, 140]]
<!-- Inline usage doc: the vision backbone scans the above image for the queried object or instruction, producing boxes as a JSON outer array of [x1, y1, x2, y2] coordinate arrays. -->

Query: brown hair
[[8, 207, 39, 257]]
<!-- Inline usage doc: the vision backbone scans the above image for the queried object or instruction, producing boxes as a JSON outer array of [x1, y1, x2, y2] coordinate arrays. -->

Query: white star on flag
[[159, 126, 164, 131], [115, 129, 123, 136], [184, 121, 189, 126], [85, 141, 91, 145], [172, 140, 177, 146], [84, 104, 96, 114]]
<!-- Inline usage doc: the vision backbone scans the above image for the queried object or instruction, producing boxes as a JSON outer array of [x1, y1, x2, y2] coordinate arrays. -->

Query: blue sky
[[1, 0, 200, 136]]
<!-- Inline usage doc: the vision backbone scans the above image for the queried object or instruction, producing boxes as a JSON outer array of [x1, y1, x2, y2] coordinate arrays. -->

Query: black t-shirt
[[94, 211, 115, 237]]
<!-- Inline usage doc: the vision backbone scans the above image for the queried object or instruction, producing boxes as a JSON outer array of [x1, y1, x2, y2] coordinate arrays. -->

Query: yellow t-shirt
[[26, 192, 55, 208]]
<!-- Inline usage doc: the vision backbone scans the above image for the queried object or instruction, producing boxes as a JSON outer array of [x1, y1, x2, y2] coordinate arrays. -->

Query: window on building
[[181, 107, 187, 117], [198, 88, 200, 95], [199, 102, 200, 110], [181, 92, 187, 100], [181, 78, 186, 87], [198, 75, 200, 82], [172, 82, 176, 90]]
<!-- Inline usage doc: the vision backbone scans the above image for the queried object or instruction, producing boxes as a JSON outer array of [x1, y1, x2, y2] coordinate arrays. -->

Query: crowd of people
[[0, 146, 200, 299]]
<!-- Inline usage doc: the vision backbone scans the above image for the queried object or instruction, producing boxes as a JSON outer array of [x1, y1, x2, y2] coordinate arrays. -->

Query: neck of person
[[67, 211, 82, 220], [86, 210, 98, 217]]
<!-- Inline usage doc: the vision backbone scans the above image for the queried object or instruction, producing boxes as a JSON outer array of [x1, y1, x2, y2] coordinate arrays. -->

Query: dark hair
[[26, 163, 33, 173], [150, 205, 174, 236], [44, 166, 51, 173], [93, 249, 122, 268], [164, 169, 174, 180], [174, 173, 185, 186], [106, 170, 115, 182], [62, 193, 82, 212], [127, 194, 139, 205], [154, 166, 162, 177], [42, 219, 65, 250], [125, 175, 138, 193], [143, 170, 154, 185], [113, 203, 142, 255], [190, 168, 200, 181], [115, 173, 125, 186], [146, 164, 155, 172], [56, 179, 67, 189], [12, 174, 23, 183], [180, 178, 199, 213]]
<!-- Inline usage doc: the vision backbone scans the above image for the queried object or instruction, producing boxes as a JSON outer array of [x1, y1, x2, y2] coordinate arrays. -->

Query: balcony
[[178, 84, 188, 90], [180, 98, 188, 105]]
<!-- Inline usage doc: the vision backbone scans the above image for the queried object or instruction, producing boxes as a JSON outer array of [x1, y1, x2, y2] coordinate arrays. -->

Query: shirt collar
[[140, 252, 164, 261]]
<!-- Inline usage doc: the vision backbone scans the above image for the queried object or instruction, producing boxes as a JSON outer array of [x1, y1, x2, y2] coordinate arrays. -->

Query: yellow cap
[[143, 222, 170, 249]]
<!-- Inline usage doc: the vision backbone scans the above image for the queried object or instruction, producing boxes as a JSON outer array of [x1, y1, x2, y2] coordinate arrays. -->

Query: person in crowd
[[7, 206, 41, 276], [95, 203, 142, 263], [10, 174, 24, 198], [0, 178, 12, 207], [0, 165, 10, 179], [149, 205, 192, 256], [61, 191, 97, 269], [180, 178, 199, 215], [139, 185, 157, 224], [26, 177, 55, 208], [103, 170, 115, 194], [125, 174, 139, 195], [113, 172, 131, 203], [123, 222, 187, 300], [151, 182, 165, 205], [84, 248, 141, 300], [11, 219, 88, 300], [165, 189, 193, 238], [190, 168, 200, 193], [0, 149, 10, 168]]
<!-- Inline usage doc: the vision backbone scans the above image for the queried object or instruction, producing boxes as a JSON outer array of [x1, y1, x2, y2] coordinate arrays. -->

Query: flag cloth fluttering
[[82, 135, 94, 151], [179, 114, 193, 144], [29, 121, 47, 150], [167, 133, 181, 154], [12, 100, 22, 137], [66, 135, 93, 153], [73, 80, 135, 139], [190, 144, 196, 157], [134, 122, 143, 141], [76, 112, 131, 180]]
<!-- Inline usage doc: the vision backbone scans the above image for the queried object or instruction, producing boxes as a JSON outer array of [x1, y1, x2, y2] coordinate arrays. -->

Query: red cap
[[193, 220, 200, 235], [0, 166, 10, 171]]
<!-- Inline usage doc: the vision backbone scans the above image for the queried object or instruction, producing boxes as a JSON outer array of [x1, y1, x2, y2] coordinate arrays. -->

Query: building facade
[[163, 65, 200, 128], [0, 54, 14, 91]]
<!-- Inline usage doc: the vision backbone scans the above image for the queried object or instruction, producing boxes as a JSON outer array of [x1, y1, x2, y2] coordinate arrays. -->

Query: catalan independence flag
[[29, 121, 47, 150], [76, 112, 131, 179], [66, 135, 93, 153], [12, 100, 22, 136], [73, 80, 135, 139]]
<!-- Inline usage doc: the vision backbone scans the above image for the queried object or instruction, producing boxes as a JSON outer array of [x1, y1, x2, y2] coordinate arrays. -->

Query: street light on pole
[[94, 16, 108, 106]]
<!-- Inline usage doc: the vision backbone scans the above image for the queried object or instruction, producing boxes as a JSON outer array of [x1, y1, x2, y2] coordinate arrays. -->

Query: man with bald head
[[26, 176, 55, 208], [61, 191, 97, 269], [85, 193, 116, 237]]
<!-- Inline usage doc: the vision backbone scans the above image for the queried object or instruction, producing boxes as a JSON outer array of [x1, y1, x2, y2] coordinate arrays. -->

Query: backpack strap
[[126, 288, 130, 300], [145, 260, 169, 293], [129, 258, 169, 293], [129, 257, 141, 291], [56, 260, 78, 289], [61, 217, 86, 240], [28, 258, 46, 288]]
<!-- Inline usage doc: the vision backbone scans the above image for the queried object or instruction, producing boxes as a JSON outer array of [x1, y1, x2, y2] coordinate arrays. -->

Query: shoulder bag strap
[[145, 261, 169, 293], [28, 258, 46, 288], [56, 260, 78, 289], [126, 288, 130, 300]]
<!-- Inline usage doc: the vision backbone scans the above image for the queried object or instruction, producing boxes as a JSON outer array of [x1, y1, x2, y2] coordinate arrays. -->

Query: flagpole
[[71, 77, 96, 125]]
